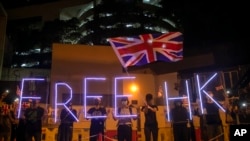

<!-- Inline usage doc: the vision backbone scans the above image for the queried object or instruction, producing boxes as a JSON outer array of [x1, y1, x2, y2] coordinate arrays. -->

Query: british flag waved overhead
[[108, 32, 183, 68]]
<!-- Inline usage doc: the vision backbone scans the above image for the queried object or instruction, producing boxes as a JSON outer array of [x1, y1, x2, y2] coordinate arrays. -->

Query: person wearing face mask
[[87, 98, 107, 141], [170, 100, 189, 141], [141, 93, 158, 141], [57, 102, 77, 141], [112, 97, 136, 141]]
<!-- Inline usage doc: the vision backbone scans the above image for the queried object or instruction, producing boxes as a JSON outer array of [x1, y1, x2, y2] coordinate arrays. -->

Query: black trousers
[[10, 124, 17, 141], [57, 123, 73, 141], [173, 125, 188, 141], [26, 131, 42, 141], [144, 125, 158, 141], [117, 125, 132, 141], [16, 119, 26, 141], [89, 126, 104, 141]]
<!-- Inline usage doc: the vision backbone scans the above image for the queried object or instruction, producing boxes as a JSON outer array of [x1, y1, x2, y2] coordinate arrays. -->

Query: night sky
[[183, 2, 249, 44]]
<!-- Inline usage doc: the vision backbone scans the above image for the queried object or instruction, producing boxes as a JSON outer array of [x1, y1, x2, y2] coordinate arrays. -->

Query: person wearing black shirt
[[87, 98, 107, 141], [57, 102, 77, 141], [141, 93, 158, 141], [170, 100, 189, 141], [24, 100, 44, 141], [204, 91, 223, 141]]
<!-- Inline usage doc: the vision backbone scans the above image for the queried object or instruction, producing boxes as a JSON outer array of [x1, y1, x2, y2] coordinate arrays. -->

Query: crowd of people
[[0, 88, 45, 141], [0, 85, 238, 141]]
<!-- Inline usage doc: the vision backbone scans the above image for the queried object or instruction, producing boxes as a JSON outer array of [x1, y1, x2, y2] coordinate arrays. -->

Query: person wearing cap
[[112, 97, 136, 141], [87, 98, 107, 141], [57, 102, 77, 141], [24, 100, 44, 141], [141, 93, 158, 141], [170, 99, 189, 141]]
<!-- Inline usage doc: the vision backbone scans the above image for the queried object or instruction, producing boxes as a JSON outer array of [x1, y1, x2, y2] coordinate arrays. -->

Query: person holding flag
[[141, 93, 158, 141]]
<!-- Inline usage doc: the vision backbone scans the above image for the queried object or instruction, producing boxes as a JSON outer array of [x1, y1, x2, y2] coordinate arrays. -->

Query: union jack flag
[[108, 32, 183, 68]]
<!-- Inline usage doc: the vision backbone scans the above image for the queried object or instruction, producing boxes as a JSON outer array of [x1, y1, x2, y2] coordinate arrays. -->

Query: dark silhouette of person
[[141, 93, 158, 141], [57, 102, 77, 141], [87, 98, 107, 141], [204, 91, 223, 141], [24, 100, 44, 141], [170, 100, 189, 141]]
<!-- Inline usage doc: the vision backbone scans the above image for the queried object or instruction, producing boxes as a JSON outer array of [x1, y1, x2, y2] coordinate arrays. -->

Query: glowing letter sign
[[84, 77, 107, 119], [196, 73, 217, 114], [114, 77, 137, 118], [164, 80, 192, 121], [186, 80, 192, 120], [17, 78, 45, 118], [54, 82, 79, 122]]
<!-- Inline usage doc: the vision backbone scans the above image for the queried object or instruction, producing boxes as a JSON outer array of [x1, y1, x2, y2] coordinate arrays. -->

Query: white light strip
[[168, 97, 188, 100], [84, 77, 107, 118], [164, 81, 170, 122], [54, 82, 79, 122], [202, 90, 226, 112], [186, 80, 192, 120], [196, 75, 204, 114], [114, 76, 137, 118], [86, 96, 103, 98], [17, 78, 45, 118], [197, 73, 218, 114], [200, 73, 218, 90]]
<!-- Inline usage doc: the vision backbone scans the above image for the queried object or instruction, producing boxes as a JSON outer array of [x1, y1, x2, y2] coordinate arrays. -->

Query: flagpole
[[124, 67, 130, 77]]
